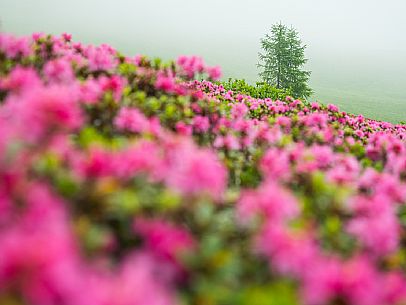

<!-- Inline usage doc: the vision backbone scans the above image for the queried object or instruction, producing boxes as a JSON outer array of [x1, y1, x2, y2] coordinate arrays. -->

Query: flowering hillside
[[0, 33, 406, 305]]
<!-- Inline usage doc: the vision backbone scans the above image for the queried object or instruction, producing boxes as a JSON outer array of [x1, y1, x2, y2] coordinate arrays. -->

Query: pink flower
[[61, 32, 72, 41], [355, 130, 364, 138], [175, 122, 192, 136], [302, 113, 328, 127], [192, 115, 210, 132], [155, 72, 176, 93], [85, 44, 118, 72], [311, 102, 320, 110], [75, 147, 115, 179], [3, 84, 83, 142], [112, 140, 163, 180], [237, 181, 299, 224], [311, 145, 334, 169], [32, 32, 46, 41], [276, 116, 291, 129], [231, 102, 249, 119], [0, 33, 32, 58], [327, 104, 339, 112], [223, 134, 240, 150], [257, 224, 318, 276], [346, 194, 400, 256], [44, 58, 75, 83], [327, 155, 360, 185], [79, 78, 103, 104], [341, 256, 384, 305], [0, 183, 81, 304], [114, 107, 150, 133], [164, 140, 227, 200], [134, 218, 195, 266], [347, 212, 400, 256], [0, 66, 41, 92], [102, 253, 177, 305], [98, 75, 127, 101], [260, 148, 291, 181], [382, 272, 406, 305], [176, 55, 205, 79], [206, 66, 222, 80], [301, 258, 342, 305]]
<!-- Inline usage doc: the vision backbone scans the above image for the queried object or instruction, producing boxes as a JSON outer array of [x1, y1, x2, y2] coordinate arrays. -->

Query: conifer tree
[[258, 23, 313, 99]]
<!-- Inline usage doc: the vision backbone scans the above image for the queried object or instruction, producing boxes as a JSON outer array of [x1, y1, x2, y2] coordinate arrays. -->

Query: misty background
[[1, 0, 405, 122]]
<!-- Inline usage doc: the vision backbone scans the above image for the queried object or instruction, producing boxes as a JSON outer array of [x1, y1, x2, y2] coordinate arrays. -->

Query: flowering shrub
[[0, 33, 406, 305], [220, 78, 292, 100]]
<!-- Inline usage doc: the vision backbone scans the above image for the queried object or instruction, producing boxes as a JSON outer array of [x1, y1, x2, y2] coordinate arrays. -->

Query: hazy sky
[[1, 0, 405, 121]]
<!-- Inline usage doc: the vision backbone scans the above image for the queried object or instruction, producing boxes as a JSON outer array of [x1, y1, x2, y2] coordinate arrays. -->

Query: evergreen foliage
[[258, 23, 313, 99]]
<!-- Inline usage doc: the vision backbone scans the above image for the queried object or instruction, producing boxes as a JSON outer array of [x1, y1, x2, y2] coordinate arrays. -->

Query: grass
[[312, 85, 406, 124]]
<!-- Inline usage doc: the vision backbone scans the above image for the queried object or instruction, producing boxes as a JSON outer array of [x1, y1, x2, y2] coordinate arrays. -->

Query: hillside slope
[[0, 33, 406, 305]]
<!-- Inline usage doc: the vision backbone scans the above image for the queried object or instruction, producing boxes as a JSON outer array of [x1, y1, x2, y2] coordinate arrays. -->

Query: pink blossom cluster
[[0, 33, 227, 305], [189, 80, 406, 304], [0, 33, 33, 58], [0, 32, 405, 305], [176, 55, 222, 80]]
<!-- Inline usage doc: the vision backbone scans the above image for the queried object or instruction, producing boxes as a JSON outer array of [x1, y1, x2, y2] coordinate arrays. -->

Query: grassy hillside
[[308, 55, 406, 123], [313, 85, 406, 123]]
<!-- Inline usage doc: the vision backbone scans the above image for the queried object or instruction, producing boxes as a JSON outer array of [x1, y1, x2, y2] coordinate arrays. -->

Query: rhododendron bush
[[0, 33, 406, 305]]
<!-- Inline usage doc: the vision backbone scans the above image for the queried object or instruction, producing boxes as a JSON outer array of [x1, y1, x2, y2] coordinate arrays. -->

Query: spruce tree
[[258, 23, 313, 99]]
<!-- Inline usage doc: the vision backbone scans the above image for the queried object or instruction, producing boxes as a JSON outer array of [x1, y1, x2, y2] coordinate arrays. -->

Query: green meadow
[[309, 59, 406, 123], [312, 86, 406, 123]]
